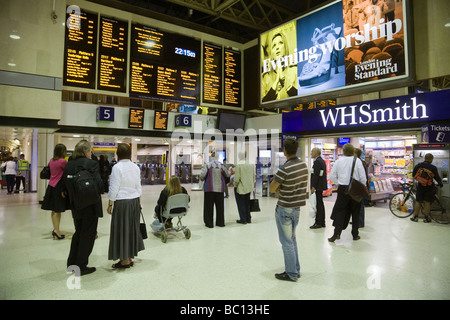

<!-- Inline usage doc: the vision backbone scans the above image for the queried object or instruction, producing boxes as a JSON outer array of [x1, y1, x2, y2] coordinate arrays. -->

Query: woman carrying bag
[[41, 144, 69, 240], [107, 143, 144, 269]]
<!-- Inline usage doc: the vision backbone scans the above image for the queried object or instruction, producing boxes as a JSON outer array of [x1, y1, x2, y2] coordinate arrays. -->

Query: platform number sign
[[175, 114, 192, 128], [96, 106, 115, 122]]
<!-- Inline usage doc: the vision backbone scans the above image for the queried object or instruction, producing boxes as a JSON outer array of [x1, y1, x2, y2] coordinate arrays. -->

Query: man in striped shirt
[[270, 137, 308, 282]]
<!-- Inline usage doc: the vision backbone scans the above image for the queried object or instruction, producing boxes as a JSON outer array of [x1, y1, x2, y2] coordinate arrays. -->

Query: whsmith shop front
[[282, 89, 450, 202]]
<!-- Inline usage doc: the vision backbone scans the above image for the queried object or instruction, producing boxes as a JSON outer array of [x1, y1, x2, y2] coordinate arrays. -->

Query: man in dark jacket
[[410, 153, 443, 222], [310, 148, 328, 229], [63, 140, 104, 276]]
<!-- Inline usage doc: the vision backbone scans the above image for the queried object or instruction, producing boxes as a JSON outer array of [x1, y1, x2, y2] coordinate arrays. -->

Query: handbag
[[40, 166, 51, 179], [249, 191, 261, 212], [140, 210, 148, 240], [309, 192, 317, 218], [346, 157, 370, 202]]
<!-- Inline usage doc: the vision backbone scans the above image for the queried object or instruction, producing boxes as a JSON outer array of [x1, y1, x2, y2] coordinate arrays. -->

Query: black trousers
[[330, 185, 361, 237], [15, 175, 26, 191], [234, 188, 251, 223], [67, 214, 98, 271], [203, 192, 225, 227], [314, 190, 326, 226]]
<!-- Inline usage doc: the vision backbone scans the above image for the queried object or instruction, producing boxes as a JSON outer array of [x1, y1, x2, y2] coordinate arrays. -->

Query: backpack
[[69, 168, 100, 210], [414, 167, 434, 186]]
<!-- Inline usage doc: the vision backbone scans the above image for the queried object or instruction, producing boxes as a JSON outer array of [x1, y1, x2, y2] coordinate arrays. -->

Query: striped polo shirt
[[274, 157, 308, 208]]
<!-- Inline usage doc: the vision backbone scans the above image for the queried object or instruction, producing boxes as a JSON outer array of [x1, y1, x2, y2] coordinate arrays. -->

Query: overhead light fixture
[[8, 62, 16, 67], [9, 34, 20, 40], [134, 138, 141, 141], [445, 22, 450, 28], [73, 134, 80, 138]]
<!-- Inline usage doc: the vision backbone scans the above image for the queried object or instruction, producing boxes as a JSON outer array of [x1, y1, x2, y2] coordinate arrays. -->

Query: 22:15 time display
[[175, 47, 196, 58]]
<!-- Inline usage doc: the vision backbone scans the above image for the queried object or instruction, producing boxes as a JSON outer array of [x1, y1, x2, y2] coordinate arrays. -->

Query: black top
[[311, 156, 328, 191], [157, 187, 189, 213], [62, 156, 104, 219], [413, 161, 443, 188]]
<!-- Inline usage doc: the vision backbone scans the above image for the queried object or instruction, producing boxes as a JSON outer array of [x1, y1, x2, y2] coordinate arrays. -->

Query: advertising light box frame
[[260, 0, 411, 105]]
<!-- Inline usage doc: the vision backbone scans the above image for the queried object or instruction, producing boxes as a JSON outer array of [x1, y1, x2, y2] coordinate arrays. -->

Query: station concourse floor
[[0, 184, 449, 300]]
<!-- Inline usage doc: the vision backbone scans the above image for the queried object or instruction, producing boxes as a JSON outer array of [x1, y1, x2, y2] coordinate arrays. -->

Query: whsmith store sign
[[282, 89, 450, 134]]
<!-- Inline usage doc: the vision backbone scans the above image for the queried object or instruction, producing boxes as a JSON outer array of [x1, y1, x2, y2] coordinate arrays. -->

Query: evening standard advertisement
[[260, 0, 407, 103]]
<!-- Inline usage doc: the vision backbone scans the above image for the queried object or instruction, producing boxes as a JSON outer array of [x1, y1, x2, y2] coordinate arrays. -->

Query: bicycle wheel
[[429, 198, 450, 224], [389, 193, 415, 218]]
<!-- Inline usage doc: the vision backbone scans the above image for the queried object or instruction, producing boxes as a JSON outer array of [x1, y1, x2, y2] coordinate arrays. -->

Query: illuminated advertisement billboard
[[260, 0, 409, 104]]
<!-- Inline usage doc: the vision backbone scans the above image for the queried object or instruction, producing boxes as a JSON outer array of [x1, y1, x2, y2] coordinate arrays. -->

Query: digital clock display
[[130, 23, 201, 104], [175, 47, 196, 58]]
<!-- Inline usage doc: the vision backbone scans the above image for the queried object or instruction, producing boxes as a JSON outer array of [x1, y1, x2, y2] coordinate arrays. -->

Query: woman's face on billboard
[[271, 34, 285, 59]]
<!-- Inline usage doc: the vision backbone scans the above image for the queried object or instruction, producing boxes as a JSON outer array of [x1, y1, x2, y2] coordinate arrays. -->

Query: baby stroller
[[156, 193, 190, 243]]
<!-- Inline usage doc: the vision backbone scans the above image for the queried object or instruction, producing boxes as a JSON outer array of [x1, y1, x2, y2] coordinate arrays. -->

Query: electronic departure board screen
[[129, 23, 201, 104], [128, 108, 145, 129], [63, 9, 98, 88], [224, 48, 241, 107], [203, 43, 222, 105], [154, 111, 168, 130], [97, 16, 128, 92]]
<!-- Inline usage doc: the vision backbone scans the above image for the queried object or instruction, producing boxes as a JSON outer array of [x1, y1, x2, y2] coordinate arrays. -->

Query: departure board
[[63, 9, 98, 88], [154, 111, 168, 130], [223, 48, 241, 107], [97, 16, 128, 92], [128, 108, 145, 129], [202, 43, 222, 105], [129, 23, 201, 104]]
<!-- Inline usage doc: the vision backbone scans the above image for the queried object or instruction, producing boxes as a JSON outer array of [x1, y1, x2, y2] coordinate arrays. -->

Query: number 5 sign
[[96, 106, 115, 122], [175, 114, 192, 128]]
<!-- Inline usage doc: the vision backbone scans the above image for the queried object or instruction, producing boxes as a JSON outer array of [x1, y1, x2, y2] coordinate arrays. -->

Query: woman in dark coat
[[63, 140, 103, 276]]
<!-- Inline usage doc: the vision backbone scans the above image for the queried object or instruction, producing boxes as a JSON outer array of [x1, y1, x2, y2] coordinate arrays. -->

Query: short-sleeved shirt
[[274, 157, 309, 208]]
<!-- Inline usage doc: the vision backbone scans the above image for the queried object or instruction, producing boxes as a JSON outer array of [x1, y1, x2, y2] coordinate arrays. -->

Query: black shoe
[[112, 261, 131, 269], [424, 216, 432, 223], [310, 223, 325, 229], [328, 234, 340, 242], [80, 267, 96, 276], [52, 230, 65, 240], [353, 235, 361, 241], [236, 220, 247, 224], [275, 272, 297, 282], [410, 216, 418, 222]]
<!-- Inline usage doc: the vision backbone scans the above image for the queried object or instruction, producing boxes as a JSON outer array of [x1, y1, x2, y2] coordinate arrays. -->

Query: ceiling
[[90, 0, 331, 43]]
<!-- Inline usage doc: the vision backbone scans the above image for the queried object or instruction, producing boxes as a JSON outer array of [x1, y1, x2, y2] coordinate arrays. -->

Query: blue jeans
[[275, 205, 300, 280]]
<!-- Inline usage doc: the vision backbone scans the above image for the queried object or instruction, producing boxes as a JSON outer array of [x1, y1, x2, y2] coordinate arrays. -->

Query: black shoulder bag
[[346, 157, 370, 203]]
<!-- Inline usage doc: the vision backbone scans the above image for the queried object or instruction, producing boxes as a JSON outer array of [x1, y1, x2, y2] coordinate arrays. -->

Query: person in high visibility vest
[[15, 154, 30, 193]]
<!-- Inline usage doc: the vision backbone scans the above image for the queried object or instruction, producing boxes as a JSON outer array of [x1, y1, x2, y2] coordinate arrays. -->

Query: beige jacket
[[233, 160, 255, 195]]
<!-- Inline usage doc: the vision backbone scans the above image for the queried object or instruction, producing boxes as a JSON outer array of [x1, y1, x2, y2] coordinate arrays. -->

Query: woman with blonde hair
[[155, 175, 189, 229]]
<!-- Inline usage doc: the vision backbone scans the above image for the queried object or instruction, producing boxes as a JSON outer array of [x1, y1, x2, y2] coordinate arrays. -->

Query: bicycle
[[389, 182, 449, 224]]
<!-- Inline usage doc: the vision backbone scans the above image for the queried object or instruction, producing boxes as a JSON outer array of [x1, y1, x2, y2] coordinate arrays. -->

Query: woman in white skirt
[[107, 143, 144, 269]]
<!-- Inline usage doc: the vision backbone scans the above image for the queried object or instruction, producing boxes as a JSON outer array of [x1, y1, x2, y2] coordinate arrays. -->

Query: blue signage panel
[[175, 114, 192, 128], [282, 89, 450, 133], [96, 106, 115, 122]]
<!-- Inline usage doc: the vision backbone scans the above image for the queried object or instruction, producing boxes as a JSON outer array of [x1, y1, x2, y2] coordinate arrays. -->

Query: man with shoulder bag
[[328, 143, 367, 242], [410, 153, 443, 223], [63, 140, 104, 276]]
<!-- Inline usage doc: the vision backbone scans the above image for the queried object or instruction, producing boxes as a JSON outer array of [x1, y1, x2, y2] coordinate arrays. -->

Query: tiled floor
[[0, 184, 449, 300]]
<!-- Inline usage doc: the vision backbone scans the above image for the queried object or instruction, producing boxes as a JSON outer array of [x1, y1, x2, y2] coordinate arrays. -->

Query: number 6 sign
[[175, 114, 192, 128]]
